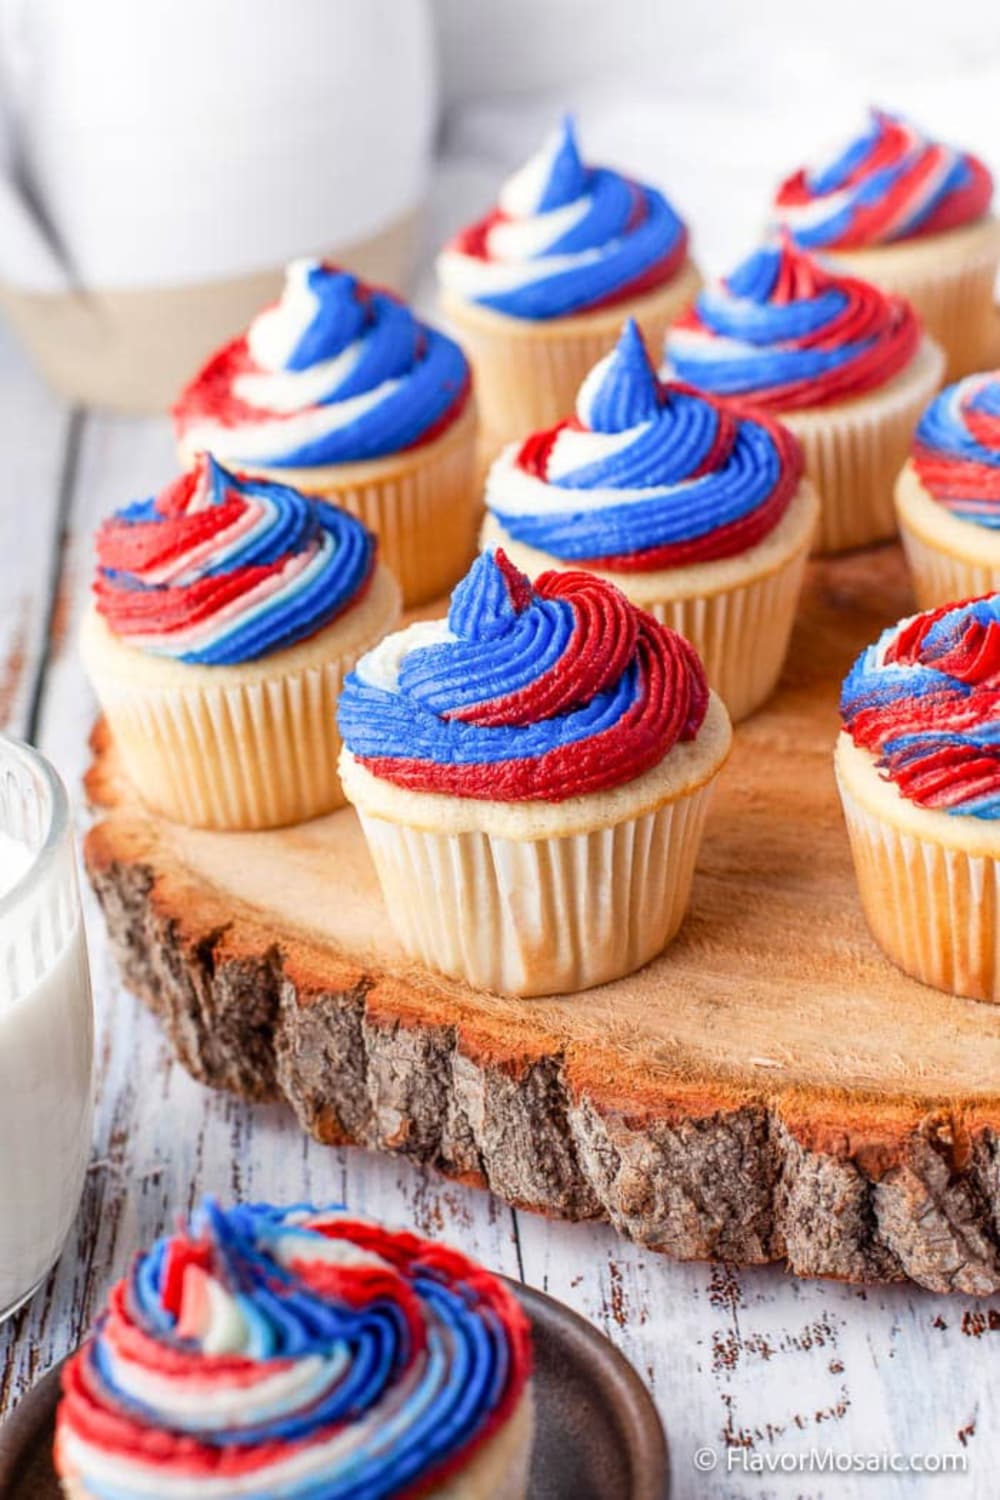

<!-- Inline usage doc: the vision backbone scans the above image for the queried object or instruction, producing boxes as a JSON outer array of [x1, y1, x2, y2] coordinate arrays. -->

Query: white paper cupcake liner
[[259, 406, 480, 608], [442, 263, 701, 460], [82, 570, 400, 830], [783, 338, 945, 554], [838, 761, 1000, 1003], [895, 464, 1000, 609], [833, 221, 1000, 382], [899, 522, 1000, 610], [103, 658, 349, 830], [480, 480, 818, 724], [356, 784, 713, 997], [640, 553, 808, 723]]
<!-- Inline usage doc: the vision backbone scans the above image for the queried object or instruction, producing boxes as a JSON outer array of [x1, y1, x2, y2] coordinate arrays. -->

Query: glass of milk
[[0, 737, 93, 1320]]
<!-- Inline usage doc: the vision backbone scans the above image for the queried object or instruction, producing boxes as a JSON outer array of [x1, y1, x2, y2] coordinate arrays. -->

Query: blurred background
[[0, 0, 997, 407]]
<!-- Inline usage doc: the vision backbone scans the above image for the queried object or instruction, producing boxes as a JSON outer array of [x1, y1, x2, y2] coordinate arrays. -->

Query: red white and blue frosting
[[666, 237, 920, 412], [437, 117, 688, 321], [486, 319, 803, 569], [94, 454, 374, 666], [173, 260, 471, 468], [55, 1200, 532, 1500], [912, 371, 1000, 528], [337, 547, 709, 801], [841, 596, 1000, 818], [774, 109, 993, 251]]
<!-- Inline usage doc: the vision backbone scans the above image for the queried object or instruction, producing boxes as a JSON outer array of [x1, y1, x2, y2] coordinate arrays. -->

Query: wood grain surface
[[85, 537, 1000, 1299], [1, 326, 1000, 1500]]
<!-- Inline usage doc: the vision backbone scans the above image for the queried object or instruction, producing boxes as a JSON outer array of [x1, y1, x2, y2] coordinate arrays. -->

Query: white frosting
[[437, 243, 604, 301], [544, 422, 641, 481], [497, 125, 568, 218], [128, 531, 336, 657], [355, 619, 456, 693], [247, 259, 320, 371], [104, 1343, 343, 1428], [776, 186, 853, 232], [179, 376, 405, 466], [235, 343, 364, 414], [781, 117, 963, 243], [662, 322, 752, 362], [58, 1347, 442, 1499], [182, 255, 405, 463], [486, 195, 590, 262], [486, 443, 682, 519]]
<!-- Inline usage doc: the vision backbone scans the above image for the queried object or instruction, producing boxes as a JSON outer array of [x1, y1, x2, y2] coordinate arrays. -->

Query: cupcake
[[480, 320, 819, 722], [896, 370, 1000, 608], [55, 1199, 534, 1500], [338, 548, 731, 997], [437, 116, 700, 455], [665, 236, 945, 553], [773, 109, 1000, 380], [80, 454, 400, 830], [174, 260, 477, 606], [837, 595, 1000, 1002]]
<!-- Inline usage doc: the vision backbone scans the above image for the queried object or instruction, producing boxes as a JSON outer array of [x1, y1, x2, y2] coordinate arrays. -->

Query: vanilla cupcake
[[55, 1199, 534, 1500], [837, 596, 1000, 1002], [437, 116, 700, 456], [665, 237, 944, 553], [338, 549, 731, 997], [174, 260, 477, 606], [80, 455, 400, 830], [773, 109, 1000, 380], [481, 320, 818, 722], [896, 370, 1000, 607]]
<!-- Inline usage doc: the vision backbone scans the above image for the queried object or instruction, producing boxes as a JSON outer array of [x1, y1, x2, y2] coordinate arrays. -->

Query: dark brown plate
[[0, 1280, 669, 1499]]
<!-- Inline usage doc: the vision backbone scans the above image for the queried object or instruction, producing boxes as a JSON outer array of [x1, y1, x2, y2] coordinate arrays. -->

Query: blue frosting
[[487, 320, 796, 561], [447, 117, 687, 321], [339, 550, 641, 769], [71, 1200, 522, 1500], [913, 373, 1000, 526], [918, 377, 1000, 466], [780, 111, 983, 249], [178, 264, 471, 468], [668, 244, 872, 398], [96, 457, 374, 666], [841, 596, 1000, 819]]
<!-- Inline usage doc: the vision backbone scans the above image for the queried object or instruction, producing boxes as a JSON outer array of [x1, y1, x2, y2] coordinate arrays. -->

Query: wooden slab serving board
[[84, 545, 1000, 1297]]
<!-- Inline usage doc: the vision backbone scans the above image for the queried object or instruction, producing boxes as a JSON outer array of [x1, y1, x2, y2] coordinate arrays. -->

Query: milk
[[0, 821, 94, 1317]]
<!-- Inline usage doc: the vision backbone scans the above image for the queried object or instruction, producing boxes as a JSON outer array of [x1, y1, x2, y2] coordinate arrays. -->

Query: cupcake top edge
[[173, 260, 472, 469], [773, 107, 993, 252], [337, 546, 710, 803], [912, 370, 1000, 528], [840, 594, 1000, 819], [666, 235, 921, 412], [55, 1198, 532, 1500], [486, 318, 805, 569], [437, 115, 689, 320], [93, 454, 376, 666]]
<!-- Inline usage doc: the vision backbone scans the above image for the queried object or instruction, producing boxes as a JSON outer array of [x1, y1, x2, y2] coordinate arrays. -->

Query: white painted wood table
[[0, 314, 997, 1500]]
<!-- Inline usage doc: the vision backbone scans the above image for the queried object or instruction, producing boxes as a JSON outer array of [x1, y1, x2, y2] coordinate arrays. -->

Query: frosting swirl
[[56, 1200, 532, 1500], [94, 454, 374, 665], [666, 237, 921, 411], [486, 318, 803, 569], [338, 547, 709, 801], [841, 595, 1000, 818], [912, 371, 1000, 527], [173, 260, 471, 467], [437, 116, 688, 320], [774, 109, 993, 250]]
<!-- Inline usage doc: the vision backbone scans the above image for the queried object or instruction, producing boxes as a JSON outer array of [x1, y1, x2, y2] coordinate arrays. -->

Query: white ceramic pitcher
[[0, 0, 437, 410]]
